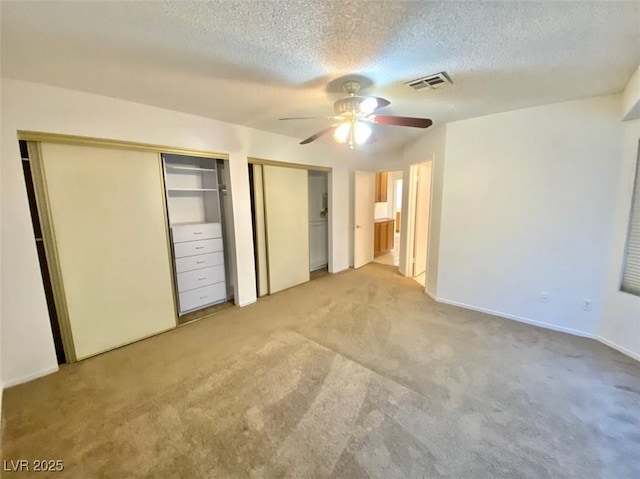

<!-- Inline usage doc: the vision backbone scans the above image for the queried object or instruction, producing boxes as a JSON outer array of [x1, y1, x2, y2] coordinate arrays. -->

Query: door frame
[[403, 159, 435, 289]]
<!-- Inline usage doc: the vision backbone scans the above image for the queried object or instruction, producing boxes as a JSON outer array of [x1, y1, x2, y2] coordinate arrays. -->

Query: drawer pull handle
[[194, 231, 203, 235], [199, 295, 208, 299], [198, 277, 206, 281], [196, 261, 205, 264], [195, 246, 204, 250]]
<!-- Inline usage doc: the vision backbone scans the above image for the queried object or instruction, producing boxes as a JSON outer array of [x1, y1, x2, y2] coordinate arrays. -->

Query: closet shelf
[[166, 165, 217, 173], [167, 188, 218, 192]]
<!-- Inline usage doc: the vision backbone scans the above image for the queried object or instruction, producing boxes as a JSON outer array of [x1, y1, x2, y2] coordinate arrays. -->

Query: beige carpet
[[2, 264, 639, 478]]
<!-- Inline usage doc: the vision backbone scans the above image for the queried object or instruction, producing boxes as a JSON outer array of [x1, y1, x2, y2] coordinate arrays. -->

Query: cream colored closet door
[[40, 143, 176, 359], [263, 165, 310, 293]]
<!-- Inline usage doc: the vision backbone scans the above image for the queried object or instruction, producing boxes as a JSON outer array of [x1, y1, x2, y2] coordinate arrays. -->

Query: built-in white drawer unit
[[175, 251, 224, 273], [163, 152, 229, 316], [178, 283, 227, 313], [176, 265, 225, 292], [173, 238, 223, 258], [172, 222, 222, 243]]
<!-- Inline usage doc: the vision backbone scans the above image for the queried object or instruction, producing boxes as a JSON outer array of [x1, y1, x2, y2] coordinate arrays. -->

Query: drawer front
[[172, 223, 222, 243], [179, 283, 226, 313], [175, 252, 224, 273], [177, 265, 225, 292], [174, 238, 223, 258]]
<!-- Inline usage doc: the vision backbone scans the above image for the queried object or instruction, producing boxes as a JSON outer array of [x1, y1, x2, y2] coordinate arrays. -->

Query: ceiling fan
[[280, 80, 433, 148]]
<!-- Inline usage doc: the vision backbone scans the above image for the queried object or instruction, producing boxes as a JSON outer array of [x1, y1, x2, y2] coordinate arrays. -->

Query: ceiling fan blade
[[370, 115, 433, 128], [280, 116, 341, 121], [300, 125, 338, 145], [373, 97, 390, 110]]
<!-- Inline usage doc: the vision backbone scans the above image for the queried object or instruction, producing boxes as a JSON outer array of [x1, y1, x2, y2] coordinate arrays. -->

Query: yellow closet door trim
[[40, 143, 176, 359]]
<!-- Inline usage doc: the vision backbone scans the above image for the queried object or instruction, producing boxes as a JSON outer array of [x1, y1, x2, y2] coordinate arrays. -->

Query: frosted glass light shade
[[333, 123, 351, 143], [354, 122, 372, 144], [359, 97, 378, 115]]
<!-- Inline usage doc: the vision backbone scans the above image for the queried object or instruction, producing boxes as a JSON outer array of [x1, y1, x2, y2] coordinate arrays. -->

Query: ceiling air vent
[[406, 72, 452, 91]]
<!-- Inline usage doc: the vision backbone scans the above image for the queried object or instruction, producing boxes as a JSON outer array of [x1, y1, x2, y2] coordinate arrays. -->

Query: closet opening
[[19, 132, 239, 362], [248, 160, 331, 298], [308, 170, 329, 281], [162, 154, 235, 325], [20, 140, 66, 364]]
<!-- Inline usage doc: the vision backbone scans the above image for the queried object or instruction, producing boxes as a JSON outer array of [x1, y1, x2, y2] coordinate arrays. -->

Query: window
[[622, 141, 640, 296]]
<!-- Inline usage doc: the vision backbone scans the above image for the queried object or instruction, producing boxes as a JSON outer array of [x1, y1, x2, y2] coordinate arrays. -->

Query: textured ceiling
[[1, 1, 639, 153]]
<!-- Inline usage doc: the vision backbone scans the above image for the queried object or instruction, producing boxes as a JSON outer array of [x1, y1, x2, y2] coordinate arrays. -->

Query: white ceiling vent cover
[[406, 72, 452, 91]]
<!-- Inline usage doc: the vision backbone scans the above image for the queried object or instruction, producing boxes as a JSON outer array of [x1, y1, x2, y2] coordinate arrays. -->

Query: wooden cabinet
[[375, 172, 388, 202], [374, 219, 395, 257]]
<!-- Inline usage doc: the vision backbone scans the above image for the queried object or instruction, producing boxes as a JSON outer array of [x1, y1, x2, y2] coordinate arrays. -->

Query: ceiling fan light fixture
[[354, 122, 372, 144], [333, 123, 351, 143], [283, 80, 432, 146]]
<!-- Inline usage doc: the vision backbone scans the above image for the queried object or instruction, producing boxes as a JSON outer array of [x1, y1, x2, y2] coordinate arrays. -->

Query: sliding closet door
[[39, 143, 176, 359], [263, 165, 310, 293], [252, 165, 269, 297]]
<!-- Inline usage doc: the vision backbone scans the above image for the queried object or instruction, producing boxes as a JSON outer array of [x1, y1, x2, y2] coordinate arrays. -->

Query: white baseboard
[[238, 298, 257, 307], [2, 365, 59, 389], [596, 336, 640, 362], [425, 288, 436, 300], [329, 266, 350, 274], [435, 297, 596, 339]]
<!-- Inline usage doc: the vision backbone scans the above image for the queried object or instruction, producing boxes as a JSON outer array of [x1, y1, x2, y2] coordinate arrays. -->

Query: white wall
[[386, 171, 403, 221], [373, 202, 388, 220], [373, 170, 401, 221], [622, 65, 640, 121], [598, 120, 640, 360], [0, 79, 357, 388], [436, 95, 623, 337]]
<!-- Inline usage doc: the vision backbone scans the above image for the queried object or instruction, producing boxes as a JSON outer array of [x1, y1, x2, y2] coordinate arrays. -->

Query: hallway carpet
[[2, 264, 639, 478]]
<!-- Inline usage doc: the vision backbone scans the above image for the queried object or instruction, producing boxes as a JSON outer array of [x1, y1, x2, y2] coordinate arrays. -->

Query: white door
[[354, 170, 375, 268], [263, 165, 310, 293], [39, 143, 176, 360], [413, 162, 432, 276]]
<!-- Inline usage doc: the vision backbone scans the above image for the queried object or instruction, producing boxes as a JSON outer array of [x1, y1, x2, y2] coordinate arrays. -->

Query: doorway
[[373, 170, 403, 267], [308, 170, 329, 280], [407, 161, 433, 287]]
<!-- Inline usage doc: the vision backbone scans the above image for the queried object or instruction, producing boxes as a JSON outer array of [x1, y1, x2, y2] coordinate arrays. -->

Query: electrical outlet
[[540, 292, 550, 304], [582, 300, 592, 312]]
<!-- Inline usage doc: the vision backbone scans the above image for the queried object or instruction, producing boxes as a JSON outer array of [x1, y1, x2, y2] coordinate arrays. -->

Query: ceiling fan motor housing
[[334, 96, 365, 114]]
